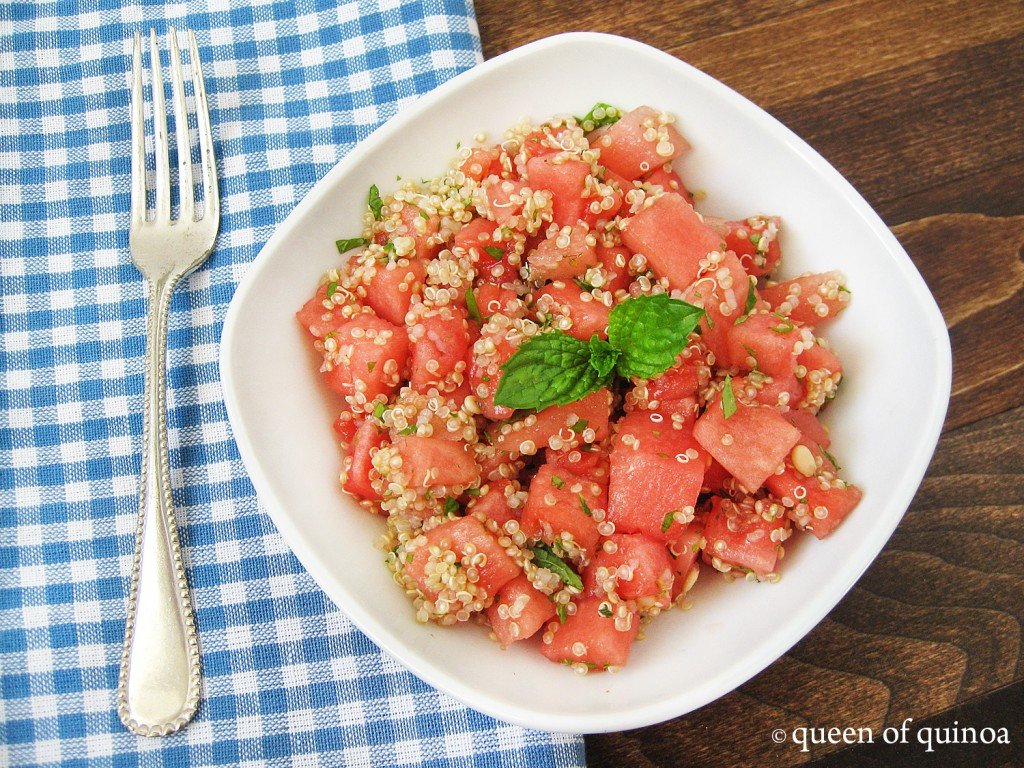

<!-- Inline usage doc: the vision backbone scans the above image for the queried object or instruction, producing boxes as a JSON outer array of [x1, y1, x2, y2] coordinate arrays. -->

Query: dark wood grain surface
[[472, 1, 1024, 764]]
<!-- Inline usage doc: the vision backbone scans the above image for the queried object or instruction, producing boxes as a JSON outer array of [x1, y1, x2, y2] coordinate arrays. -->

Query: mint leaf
[[443, 497, 460, 516], [556, 603, 568, 624], [821, 446, 841, 471], [368, 185, 384, 220], [661, 510, 675, 533], [484, 246, 504, 261], [570, 418, 588, 434], [588, 336, 620, 379], [579, 495, 592, 517], [609, 294, 704, 380], [745, 283, 757, 314], [494, 332, 608, 411], [466, 285, 482, 323], [531, 544, 583, 591], [336, 237, 368, 254], [721, 375, 737, 419], [576, 102, 622, 131]]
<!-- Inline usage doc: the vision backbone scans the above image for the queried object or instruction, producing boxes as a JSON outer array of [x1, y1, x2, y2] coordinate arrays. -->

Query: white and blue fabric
[[0, 1, 586, 764]]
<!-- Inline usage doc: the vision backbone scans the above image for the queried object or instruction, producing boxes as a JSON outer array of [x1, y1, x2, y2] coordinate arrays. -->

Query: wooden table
[[474, 1, 1024, 764]]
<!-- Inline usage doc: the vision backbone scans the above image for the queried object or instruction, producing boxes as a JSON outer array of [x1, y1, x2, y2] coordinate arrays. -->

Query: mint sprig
[[494, 294, 703, 411]]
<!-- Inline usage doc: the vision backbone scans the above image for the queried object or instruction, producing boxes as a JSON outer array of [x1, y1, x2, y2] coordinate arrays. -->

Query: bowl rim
[[220, 31, 952, 733]]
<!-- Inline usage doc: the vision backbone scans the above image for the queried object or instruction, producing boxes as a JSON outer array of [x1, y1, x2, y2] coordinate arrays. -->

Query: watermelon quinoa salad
[[296, 103, 863, 674]]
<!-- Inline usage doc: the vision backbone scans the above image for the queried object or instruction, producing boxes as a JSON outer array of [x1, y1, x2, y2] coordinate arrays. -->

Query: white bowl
[[220, 32, 951, 733]]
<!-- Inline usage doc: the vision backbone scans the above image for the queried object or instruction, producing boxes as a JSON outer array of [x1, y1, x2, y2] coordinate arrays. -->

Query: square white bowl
[[220, 32, 951, 733]]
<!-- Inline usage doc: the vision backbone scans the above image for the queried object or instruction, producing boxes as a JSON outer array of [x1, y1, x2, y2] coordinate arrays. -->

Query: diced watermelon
[[452, 217, 517, 268], [669, 522, 704, 599], [521, 464, 604, 555], [394, 435, 479, 489], [643, 163, 694, 206], [527, 226, 597, 281], [408, 305, 471, 392], [526, 155, 591, 227], [796, 339, 844, 412], [643, 355, 703, 402], [544, 445, 609, 476], [765, 438, 861, 539], [483, 178, 531, 225], [595, 244, 632, 293], [724, 216, 782, 277], [322, 314, 409, 404], [702, 497, 790, 578], [681, 250, 751, 368], [761, 271, 851, 327], [732, 372, 803, 411], [727, 312, 801, 377], [332, 412, 360, 445], [490, 388, 612, 454], [693, 392, 801, 493], [459, 146, 502, 182], [521, 126, 569, 164], [466, 479, 521, 527], [585, 534, 675, 609], [405, 515, 520, 600], [342, 419, 387, 501], [789, 481, 863, 539], [297, 283, 354, 338], [474, 283, 524, 319], [701, 458, 732, 494], [541, 597, 639, 669], [594, 105, 689, 180], [783, 409, 832, 449], [487, 574, 558, 647], [622, 193, 723, 291], [396, 204, 440, 261], [366, 258, 427, 326], [607, 411, 708, 541], [534, 280, 611, 341], [468, 322, 520, 421], [579, 169, 628, 228]]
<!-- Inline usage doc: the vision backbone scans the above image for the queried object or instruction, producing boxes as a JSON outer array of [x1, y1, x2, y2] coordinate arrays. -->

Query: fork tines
[[131, 28, 218, 226]]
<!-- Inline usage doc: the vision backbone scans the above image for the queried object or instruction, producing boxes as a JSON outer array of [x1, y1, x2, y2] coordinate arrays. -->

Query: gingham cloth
[[0, 1, 587, 765]]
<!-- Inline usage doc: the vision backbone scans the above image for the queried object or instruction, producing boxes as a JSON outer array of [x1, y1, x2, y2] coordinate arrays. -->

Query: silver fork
[[117, 27, 219, 737]]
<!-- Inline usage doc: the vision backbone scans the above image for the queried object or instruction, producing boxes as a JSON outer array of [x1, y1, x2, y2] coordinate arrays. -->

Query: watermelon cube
[[607, 411, 708, 541], [322, 313, 409, 405], [693, 392, 801, 493], [521, 464, 604, 555], [702, 496, 791, 578], [593, 105, 689, 180], [487, 574, 558, 647], [541, 597, 639, 670], [527, 226, 598, 281], [405, 515, 520, 600], [341, 419, 387, 501], [394, 435, 479, 489], [490, 388, 611, 454], [584, 533, 675, 609], [526, 155, 591, 227], [621, 193, 724, 291], [761, 271, 851, 327]]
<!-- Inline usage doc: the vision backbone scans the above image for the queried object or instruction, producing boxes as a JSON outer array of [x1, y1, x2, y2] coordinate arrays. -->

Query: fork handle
[[118, 274, 201, 736]]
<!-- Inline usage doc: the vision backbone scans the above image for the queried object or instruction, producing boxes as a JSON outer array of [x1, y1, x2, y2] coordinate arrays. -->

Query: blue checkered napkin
[[0, 1, 586, 765]]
